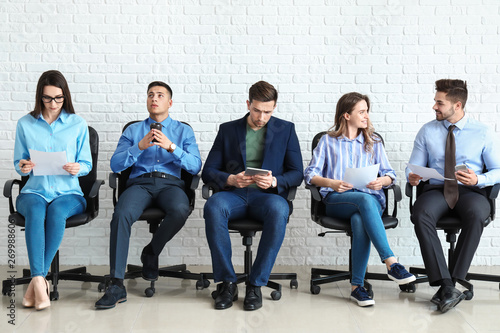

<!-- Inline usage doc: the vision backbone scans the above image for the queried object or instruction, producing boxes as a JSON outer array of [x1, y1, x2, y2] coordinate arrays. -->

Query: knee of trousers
[[110, 208, 137, 229]]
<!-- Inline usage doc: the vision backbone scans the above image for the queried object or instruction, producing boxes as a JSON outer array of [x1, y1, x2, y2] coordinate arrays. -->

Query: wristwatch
[[167, 143, 176, 153], [271, 177, 277, 188]]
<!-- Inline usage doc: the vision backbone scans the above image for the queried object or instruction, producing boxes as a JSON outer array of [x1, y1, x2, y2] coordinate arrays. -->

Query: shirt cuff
[[476, 174, 486, 188], [130, 144, 142, 157]]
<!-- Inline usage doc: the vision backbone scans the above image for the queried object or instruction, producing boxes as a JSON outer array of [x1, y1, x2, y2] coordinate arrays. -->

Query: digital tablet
[[244, 167, 270, 176]]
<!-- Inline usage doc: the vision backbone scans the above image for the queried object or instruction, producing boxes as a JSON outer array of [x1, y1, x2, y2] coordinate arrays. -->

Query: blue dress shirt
[[304, 133, 396, 209], [14, 111, 92, 202], [110, 116, 202, 179], [406, 114, 500, 187]]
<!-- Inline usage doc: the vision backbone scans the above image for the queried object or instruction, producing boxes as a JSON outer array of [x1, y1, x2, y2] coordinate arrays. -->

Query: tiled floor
[[2, 265, 500, 333]]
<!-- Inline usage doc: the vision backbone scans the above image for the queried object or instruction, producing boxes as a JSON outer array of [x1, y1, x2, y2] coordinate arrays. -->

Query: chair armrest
[[190, 174, 200, 191], [389, 184, 402, 203], [89, 179, 105, 199], [287, 186, 297, 201], [305, 184, 322, 202], [202, 184, 218, 200], [109, 172, 120, 206], [385, 184, 401, 218], [4, 179, 22, 198], [489, 183, 500, 200], [4, 179, 22, 214], [109, 173, 119, 189]]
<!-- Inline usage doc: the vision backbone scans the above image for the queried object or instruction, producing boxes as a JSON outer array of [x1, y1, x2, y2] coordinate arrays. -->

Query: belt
[[139, 172, 179, 180]]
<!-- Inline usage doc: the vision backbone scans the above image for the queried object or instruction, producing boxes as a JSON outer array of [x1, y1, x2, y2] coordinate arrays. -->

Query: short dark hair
[[435, 79, 468, 109], [30, 70, 74, 118], [147, 81, 173, 99], [248, 81, 278, 105]]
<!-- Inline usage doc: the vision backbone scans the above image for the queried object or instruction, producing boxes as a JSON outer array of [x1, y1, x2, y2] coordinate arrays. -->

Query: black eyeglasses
[[42, 95, 65, 103]]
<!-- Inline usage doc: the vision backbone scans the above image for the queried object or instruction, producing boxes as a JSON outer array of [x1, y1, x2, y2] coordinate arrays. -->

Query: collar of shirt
[[36, 109, 69, 125], [146, 115, 172, 128], [338, 132, 365, 144], [443, 113, 468, 131]]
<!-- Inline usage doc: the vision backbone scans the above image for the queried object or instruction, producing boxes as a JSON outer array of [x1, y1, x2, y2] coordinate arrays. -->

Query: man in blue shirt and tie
[[407, 79, 500, 313], [95, 81, 202, 309]]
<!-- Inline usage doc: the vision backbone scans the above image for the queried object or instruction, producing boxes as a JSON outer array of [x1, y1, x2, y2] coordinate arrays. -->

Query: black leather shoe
[[438, 286, 466, 313], [141, 245, 159, 281], [214, 282, 238, 310], [430, 286, 443, 305], [243, 285, 262, 311]]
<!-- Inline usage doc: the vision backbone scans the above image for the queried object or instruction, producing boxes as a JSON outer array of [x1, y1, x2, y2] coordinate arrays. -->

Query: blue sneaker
[[387, 263, 416, 285], [350, 286, 375, 307]]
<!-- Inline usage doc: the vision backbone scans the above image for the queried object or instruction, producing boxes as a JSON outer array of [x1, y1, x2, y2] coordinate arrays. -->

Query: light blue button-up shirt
[[406, 114, 500, 187], [304, 133, 396, 209], [110, 116, 202, 179], [14, 111, 92, 202]]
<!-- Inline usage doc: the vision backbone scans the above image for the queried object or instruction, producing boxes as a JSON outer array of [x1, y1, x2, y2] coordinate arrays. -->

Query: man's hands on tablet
[[227, 170, 275, 189]]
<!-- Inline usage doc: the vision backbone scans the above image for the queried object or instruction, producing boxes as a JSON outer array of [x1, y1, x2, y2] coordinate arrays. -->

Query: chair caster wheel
[[310, 285, 320, 295], [145, 287, 155, 297], [271, 290, 281, 300], [399, 283, 416, 293], [196, 279, 210, 290], [290, 279, 298, 289], [211, 290, 218, 300], [463, 290, 473, 300], [50, 291, 59, 301], [98, 282, 106, 292]]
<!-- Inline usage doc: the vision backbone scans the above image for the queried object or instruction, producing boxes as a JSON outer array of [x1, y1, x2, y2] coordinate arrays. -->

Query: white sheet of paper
[[343, 164, 380, 190], [29, 149, 68, 176], [406, 163, 452, 181]]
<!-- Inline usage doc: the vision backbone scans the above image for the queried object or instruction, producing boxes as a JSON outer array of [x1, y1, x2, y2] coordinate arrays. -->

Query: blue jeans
[[109, 177, 190, 279], [17, 193, 86, 277], [204, 188, 289, 286], [324, 190, 394, 287]]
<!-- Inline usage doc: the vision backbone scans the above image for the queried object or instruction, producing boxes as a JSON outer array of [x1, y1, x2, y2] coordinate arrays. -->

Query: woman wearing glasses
[[304, 92, 415, 307], [13, 70, 92, 310]]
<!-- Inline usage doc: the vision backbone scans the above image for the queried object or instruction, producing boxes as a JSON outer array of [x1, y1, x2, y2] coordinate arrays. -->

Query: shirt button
[[157, 160, 160, 162]]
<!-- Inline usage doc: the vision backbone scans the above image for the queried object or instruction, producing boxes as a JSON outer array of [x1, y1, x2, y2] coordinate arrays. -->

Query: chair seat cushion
[[317, 215, 398, 232], [9, 212, 91, 229], [436, 216, 491, 231]]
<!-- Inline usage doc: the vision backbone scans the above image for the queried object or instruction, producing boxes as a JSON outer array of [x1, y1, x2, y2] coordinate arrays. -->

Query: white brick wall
[[1, 0, 499, 271]]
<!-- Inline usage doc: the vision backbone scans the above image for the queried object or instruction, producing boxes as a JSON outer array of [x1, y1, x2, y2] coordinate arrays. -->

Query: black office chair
[[2, 126, 105, 301], [405, 179, 500, 300], [200, 184, 299, 301], [306, 131, 408, 296], [108, 120, 202, 297]]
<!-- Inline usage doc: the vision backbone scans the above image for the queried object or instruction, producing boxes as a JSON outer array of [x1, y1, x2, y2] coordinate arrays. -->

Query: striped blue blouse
[[304, 132, 396, 209]]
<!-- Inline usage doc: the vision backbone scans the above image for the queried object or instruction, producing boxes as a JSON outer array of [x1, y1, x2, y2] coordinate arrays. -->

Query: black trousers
[[412, 185, 490, 286]]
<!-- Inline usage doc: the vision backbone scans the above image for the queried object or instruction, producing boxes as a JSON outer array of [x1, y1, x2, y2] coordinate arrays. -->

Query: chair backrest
[[114, 120, 196, 213], [80, 126, 99, 212]]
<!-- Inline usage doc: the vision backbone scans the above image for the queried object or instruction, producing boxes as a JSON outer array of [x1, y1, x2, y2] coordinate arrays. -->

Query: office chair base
[[121, 263, 204, 297], [407, 266, 500, 301], [2, 266, 106, 301], [201, 271, 298, 301]]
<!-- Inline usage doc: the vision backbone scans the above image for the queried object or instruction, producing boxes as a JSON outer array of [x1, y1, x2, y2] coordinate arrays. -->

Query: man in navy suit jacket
[[202, 81, 303, 311]]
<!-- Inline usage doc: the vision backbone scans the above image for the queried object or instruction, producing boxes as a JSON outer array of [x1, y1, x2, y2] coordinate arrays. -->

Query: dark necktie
[[444, 125, 458, 209]]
